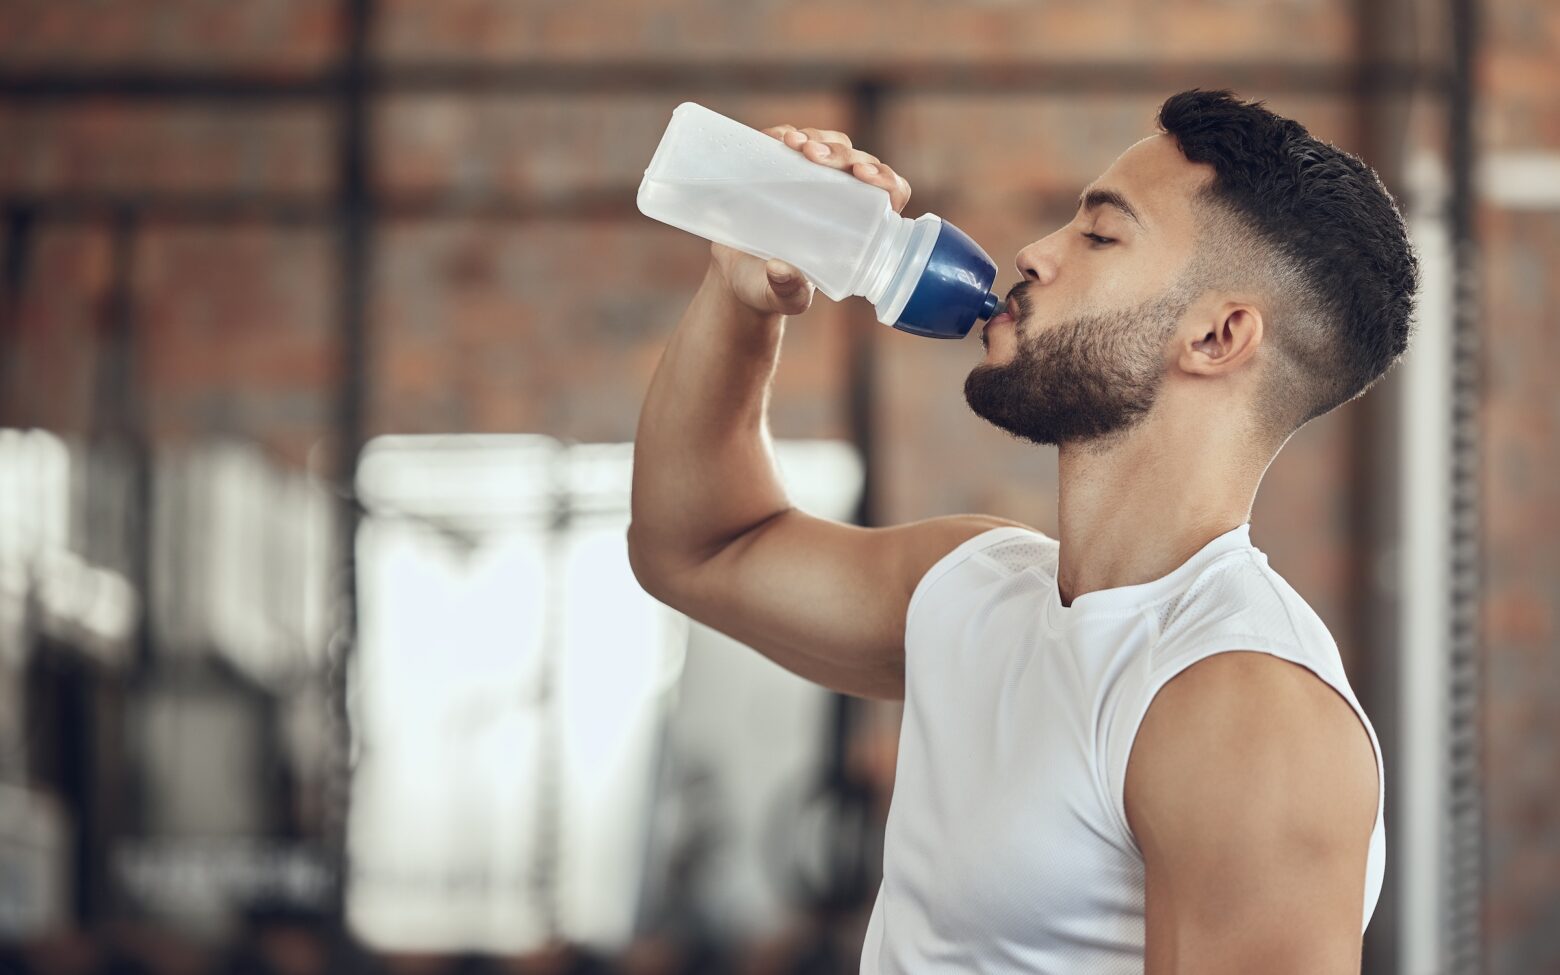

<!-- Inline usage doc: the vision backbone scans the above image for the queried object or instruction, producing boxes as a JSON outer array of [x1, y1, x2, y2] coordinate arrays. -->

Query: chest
[[887, 603, 1142, 942]]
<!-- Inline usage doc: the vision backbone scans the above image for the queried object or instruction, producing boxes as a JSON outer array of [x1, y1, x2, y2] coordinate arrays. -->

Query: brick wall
[[0, 0, 337, 72], [1480, 0, 1560, 968], [2, 1, 1555, 968]]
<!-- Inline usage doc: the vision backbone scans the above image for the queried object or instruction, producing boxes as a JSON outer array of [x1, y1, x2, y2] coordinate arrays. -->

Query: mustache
[[1002, 283, 1033, 319]]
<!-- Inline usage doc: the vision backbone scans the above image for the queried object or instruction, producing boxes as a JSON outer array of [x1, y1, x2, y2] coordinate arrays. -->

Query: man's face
[[965, 134, 1212, 448]]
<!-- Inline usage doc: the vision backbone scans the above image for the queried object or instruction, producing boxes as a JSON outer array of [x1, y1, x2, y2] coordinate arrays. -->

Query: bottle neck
[[853, 205, 916, 304]]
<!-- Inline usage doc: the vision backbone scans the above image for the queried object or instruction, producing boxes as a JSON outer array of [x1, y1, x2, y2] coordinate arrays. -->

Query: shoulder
[[1125, 650, 1378, 872], [1125, 651, 1380, 967], [900, 514, 1052, 612]]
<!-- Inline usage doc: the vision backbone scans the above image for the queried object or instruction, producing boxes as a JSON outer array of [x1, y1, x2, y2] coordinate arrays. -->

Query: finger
[[853, 160, 912, 213], [800, 127, 854, 149], [774, 130, 906, 210], [763, 124, 798, 142], [801, 140, 879, 172]]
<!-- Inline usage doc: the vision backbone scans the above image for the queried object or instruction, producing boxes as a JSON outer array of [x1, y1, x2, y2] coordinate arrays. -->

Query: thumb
[[766, 259, 810, 307]]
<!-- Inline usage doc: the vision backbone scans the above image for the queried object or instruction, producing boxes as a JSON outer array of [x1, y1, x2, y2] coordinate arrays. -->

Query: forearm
[[628, 261, 795, 578]]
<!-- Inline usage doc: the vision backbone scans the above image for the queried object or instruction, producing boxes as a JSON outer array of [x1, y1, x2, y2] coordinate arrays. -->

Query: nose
[[1014, 227, 1064, 285]]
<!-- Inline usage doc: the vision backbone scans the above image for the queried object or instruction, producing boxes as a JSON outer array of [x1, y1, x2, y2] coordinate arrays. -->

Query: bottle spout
[[979, 291, 1002, 320], [888, 219, 1000, 340]]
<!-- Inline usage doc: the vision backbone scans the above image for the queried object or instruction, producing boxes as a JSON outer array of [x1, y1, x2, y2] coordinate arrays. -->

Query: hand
[[707, 124, 914, 317]]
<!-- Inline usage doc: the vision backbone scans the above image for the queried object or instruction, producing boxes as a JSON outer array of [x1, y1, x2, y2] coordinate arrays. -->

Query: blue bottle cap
[[892, 220, 1001, 340]]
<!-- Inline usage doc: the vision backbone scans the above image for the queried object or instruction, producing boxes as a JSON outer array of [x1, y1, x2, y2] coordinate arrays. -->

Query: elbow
[[625, 522, 658, 591], [626, 522, 680, 604]]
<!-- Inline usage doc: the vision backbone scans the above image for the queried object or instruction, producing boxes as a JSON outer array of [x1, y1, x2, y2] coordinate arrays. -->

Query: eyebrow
[[1077, 187, 1145, 229]]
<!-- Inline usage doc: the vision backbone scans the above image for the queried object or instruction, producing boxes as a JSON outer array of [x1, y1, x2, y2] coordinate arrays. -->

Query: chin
[[980, 329, 1018, 361], [984, 344, 1016, 365]]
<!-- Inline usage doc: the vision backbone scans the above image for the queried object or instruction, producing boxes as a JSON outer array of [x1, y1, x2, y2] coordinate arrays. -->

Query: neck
[[1053, 406, 1270, 607]]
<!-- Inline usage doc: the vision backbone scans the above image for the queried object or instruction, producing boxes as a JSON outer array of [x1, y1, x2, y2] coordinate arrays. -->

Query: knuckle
[[802, 127, 852, 147], [807, 140, 845, 160]]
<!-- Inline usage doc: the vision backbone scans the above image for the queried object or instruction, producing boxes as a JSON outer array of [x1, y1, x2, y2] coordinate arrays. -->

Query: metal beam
[[0, 60, 1449, 101], [0, 187, 1024, 225]]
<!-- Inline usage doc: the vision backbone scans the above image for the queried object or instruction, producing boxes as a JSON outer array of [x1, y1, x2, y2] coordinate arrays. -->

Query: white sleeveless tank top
[[859, 522, 1386, 974]]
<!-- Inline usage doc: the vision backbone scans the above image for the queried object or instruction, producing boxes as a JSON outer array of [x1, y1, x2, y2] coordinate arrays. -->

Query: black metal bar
[[815, 80, 884, 882], [378, 59, 1447, 97], [325, 0, 373, 925], [2, 205, 34, 305], [0, 187, 1000, 225], [0, 69, 337, 100], [846, 80, 883, 533], [0, 193, 330, 225], [87, 209, 152, 924], [0, 189, 640, 224], [1, 204, 36, 413], [92, 211, 139, 440], [95, 209, 153, 669], [0, 60, 1450, 101], [1444, 0, 1482, 970]]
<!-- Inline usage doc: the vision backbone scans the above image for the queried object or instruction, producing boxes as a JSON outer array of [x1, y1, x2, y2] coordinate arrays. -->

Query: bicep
[[1127, 652, 1378, 975], [653, 509, 1030, 699]]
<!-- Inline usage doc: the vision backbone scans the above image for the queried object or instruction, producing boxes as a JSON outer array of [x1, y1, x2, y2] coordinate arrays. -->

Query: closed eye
[[1081, 232, 1115, 247]]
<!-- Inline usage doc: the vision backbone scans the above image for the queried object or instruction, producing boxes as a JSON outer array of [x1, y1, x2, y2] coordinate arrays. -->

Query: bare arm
[[628, 124, 1032, 699], [1127, 652, 1379, 974]]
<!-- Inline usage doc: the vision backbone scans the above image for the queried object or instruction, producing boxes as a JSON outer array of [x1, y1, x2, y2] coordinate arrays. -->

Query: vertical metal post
[[846, 80, 884, 534], [1443, 0, 1483, 967], [822, 80, 887, 791], [1371, 0, 1483, 970], [1352, 0, 1413, 969], [327, 0, 374, 924], [85, 208, 146, 922], [98, 209, 153, 675], [1, 206, 36, 411]]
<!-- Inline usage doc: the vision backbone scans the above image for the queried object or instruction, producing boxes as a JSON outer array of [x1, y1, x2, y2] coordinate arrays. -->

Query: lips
[[982, 296, 1018, 343]]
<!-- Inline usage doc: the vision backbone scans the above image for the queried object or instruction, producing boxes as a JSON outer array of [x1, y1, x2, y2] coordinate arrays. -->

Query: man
[[628, 89, 1416, 974]]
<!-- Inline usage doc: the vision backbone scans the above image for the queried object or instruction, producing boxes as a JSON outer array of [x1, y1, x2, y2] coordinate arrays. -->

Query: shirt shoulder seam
[[905, 525, 1039, 624]]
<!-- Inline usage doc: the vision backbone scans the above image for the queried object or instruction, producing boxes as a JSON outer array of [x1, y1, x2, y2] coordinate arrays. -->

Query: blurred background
[[0, 0, 1553, 973]]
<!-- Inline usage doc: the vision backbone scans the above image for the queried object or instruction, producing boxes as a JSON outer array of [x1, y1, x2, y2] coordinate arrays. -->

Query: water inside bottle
[[639, 176, 890, 300]]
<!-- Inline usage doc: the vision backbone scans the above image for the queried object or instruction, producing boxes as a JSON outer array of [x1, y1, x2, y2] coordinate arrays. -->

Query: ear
[[1179, 302, 1263, 376]]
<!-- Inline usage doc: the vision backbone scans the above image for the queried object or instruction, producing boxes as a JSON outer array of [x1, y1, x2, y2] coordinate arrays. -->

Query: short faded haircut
[[1157, 89, 1419, 442]]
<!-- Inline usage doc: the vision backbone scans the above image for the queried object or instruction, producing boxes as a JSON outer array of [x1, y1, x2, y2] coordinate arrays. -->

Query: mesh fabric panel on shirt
[[1155, 557, 1245, 635], [983, 538, 1057, 576]]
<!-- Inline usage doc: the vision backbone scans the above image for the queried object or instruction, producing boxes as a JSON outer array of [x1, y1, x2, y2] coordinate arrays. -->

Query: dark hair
[[1157, 88, 1418, 435]]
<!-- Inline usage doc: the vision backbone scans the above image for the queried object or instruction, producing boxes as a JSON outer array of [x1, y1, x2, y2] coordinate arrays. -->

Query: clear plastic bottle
[[637, 101, 1003, 340]]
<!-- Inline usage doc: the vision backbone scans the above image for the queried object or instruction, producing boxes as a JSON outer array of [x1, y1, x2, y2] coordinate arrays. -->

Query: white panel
[[345, 434, 862, 953], [1481, 153, 1560, 209], [1398, 151, 1456, 975]]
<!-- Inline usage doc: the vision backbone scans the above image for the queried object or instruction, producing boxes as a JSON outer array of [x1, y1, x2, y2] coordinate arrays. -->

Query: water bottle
[[636, 101, 1003, 340]]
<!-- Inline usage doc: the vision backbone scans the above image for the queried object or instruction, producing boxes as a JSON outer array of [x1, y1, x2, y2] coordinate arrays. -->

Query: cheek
[[1063, 258, 1161, 315]]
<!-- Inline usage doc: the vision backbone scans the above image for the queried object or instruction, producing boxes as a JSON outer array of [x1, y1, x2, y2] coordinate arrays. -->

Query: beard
[[963, 284, 1193, 449]]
